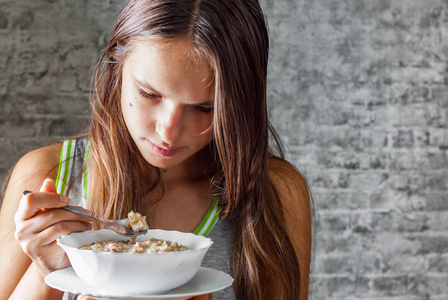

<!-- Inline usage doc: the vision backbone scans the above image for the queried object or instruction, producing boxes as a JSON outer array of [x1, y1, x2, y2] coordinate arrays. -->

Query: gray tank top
[[58, 138, 236, 299]]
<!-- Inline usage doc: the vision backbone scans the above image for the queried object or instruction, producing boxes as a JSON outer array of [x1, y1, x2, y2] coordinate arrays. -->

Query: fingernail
[[59, 195, 71, 203], [23, 190, 32, 196]]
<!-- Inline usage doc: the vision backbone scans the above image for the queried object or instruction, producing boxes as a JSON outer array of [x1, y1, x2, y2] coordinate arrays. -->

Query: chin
[[144, 155, 181, 169]]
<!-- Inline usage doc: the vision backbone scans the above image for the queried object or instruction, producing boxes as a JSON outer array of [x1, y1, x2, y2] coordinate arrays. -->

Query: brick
[[369, 152, 388, 169], [427, 151, 447, 169], [316, 232, 356, 255], [58, 116, 90, 137], [369, 275, 408, 296], [58, 73, 80, 93], [393, 213, 428, 232], [425, 191, 448, 211], [11, 8, 35, 30], [407, 274, 428, 297], [387, 149, 421, 170], [0, 10, 8, 29], [365, 212, 392, 232], [381, 254, 427, 275], [317, 149, 362, 169], [348, 171, 386, 192], [392, 129, 414, 148], [317, 212, 351, 231], [426, 210, 448, 230], [350, 250, 382, 275], [429, 128, 448, 149], [427, 274, 448, 294], [11, 32, 59, 52], [419, 234, 448, 254], [428, 254, 448, 273], [0, 139, 20, 170], [313, 275, 357, 297], [373, 232, 422, 256], [314, 253, 354, 274], [384, 172, 426, 193], [304, 169, 338, 189], [314, 189, 370, 210], [432, 87, 448, 108], [425, 171, 447, 191]]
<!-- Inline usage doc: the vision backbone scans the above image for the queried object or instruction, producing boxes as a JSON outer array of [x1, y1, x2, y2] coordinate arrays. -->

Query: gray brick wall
[[0, 1, 447, 299]]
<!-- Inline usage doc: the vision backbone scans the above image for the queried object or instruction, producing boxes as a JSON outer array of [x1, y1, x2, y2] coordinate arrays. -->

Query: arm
[[0, 144, 91, 299], [268, 158, 312, 300]]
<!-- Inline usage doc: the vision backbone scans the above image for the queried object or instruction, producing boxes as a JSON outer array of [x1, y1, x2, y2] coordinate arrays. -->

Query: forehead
[[127, 37, 206, 66], [124, 38, 214, 99]]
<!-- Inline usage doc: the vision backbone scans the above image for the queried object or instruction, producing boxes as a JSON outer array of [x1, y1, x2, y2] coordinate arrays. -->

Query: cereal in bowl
[[79, 237, 188, 253]]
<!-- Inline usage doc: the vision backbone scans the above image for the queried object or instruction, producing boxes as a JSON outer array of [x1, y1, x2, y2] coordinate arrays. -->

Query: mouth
[[147, 140, 183, 157]]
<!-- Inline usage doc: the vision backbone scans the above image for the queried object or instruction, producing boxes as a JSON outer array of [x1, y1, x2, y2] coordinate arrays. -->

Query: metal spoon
[[61, 204, 148, 237], [23, 191, 148, 237]]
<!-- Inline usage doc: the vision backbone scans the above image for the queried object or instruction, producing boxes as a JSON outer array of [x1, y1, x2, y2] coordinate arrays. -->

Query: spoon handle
[[61, 205, 110, 228], [61, 205, 96, 218]]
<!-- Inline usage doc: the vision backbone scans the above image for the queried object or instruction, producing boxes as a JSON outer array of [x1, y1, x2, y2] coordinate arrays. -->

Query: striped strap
[[194, 196, 222, 237], [80, 142, 91, 207], [55, 140, 75, 196]]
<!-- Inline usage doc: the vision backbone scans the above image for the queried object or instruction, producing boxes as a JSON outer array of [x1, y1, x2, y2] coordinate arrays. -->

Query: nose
[[156, 104, 184, 144]]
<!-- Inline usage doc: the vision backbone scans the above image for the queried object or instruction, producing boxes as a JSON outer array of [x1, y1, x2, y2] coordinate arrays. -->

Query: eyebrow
[[133, 77, 164, 97], [133, 76, 214, 106]]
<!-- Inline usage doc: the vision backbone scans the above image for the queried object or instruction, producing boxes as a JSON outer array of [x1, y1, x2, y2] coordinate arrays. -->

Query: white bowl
[[57, 229, 213, 295]]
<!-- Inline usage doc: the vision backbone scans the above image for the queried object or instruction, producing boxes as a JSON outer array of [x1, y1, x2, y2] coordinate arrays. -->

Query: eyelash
[[137, 88, 160, 100], [137, 88, 213, 113], [193, 105, 214, 113]]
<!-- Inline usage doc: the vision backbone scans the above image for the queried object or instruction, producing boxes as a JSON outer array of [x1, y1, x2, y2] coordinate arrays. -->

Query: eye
[[192, 105, 213, 113], [137, 88, 161, 100]]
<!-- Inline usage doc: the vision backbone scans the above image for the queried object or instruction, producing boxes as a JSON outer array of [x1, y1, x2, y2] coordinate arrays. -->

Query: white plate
[[45, 267, 233, 300]]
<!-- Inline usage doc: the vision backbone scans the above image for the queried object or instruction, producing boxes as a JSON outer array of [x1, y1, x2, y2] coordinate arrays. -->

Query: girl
[[0, 0, 312, 299]]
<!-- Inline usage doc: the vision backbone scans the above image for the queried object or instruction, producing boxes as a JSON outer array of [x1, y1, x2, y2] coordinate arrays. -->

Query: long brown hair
[[88, 0, 301, 298]]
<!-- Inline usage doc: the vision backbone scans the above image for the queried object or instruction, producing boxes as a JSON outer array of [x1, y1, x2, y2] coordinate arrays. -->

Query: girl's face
[[121, 39, 214, 170]]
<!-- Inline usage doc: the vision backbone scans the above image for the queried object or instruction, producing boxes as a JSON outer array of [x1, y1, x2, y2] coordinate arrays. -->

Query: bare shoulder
[[9, 142, 63, 188], [2, 142, 63, 212], [268, 157, 312, 298]]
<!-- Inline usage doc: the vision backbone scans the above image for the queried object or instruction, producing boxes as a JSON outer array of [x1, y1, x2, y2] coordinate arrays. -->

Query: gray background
[[1, 0, 447, 299]]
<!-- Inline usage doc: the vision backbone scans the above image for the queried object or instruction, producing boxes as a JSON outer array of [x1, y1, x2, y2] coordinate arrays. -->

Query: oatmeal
[[126, 211, 149, 232], [79, 237, 188, 253]]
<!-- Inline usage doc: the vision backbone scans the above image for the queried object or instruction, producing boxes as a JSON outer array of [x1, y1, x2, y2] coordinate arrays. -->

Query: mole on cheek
[[129, 102, 133, 107]]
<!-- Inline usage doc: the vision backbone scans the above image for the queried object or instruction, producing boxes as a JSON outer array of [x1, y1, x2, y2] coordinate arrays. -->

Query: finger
[[16, 220, 90, 262], [15, 191, 71, 221], [17, 208, 93, 238], [31, 220, 91, 247], [36, 179, 59, 214], [40, 178, 57, 193]]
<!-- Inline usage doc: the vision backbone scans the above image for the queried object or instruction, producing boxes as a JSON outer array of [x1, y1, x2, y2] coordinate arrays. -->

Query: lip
[[148, 140, 183, 157]]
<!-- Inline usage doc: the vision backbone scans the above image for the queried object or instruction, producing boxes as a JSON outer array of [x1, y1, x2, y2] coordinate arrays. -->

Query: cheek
[[122, 96, 148, 131], [189, 114, 214, 140]]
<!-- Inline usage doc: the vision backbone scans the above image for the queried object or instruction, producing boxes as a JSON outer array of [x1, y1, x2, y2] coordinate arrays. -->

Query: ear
[[39, 178, 58, 193]]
